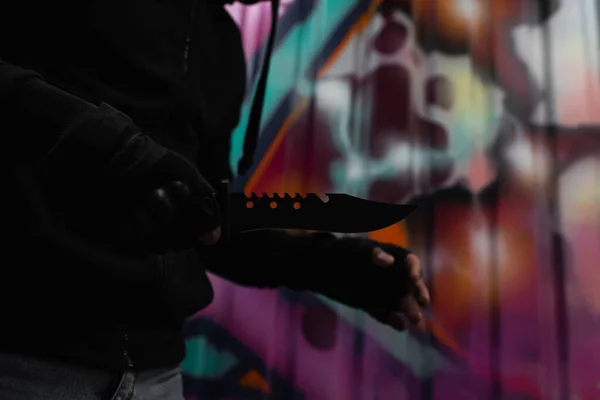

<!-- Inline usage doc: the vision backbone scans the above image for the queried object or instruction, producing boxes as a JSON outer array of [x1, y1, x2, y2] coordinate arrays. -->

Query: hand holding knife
[[136, 179, 417, 253]]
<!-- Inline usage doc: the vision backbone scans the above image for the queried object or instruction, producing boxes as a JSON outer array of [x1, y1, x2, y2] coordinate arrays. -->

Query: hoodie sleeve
[[1, 59, 140, 170], [200, 229, 376, 291]]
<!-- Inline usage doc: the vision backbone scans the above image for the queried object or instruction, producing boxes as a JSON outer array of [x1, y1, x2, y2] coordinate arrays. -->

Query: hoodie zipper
[[183, 0, 198, 75], [123, 333, 134, 368]]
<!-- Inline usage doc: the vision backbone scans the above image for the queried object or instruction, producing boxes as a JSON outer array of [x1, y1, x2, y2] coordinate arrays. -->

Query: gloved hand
[[106, 135, 222, 253], [316, 239, 430, 331], [42, 103, 221, 254]]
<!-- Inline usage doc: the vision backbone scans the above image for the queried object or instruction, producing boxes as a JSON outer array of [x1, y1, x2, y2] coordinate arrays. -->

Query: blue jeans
[[0, 352, 184, 400]]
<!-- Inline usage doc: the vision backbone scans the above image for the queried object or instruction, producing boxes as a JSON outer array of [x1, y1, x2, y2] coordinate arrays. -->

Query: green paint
[[230, 0, 361, 169], [182, 336, 238, 379]]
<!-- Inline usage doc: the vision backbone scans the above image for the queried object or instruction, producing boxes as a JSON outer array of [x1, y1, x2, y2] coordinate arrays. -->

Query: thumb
[[372, 247, 395, 267], [198, 226, 221, 246]]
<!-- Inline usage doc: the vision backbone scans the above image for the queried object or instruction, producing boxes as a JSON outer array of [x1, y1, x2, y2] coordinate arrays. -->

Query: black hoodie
[[0, 0, 376, 371]]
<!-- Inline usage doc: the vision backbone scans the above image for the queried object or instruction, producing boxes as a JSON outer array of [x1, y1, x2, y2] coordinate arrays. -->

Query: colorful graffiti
[[183, 0, 600, 399]]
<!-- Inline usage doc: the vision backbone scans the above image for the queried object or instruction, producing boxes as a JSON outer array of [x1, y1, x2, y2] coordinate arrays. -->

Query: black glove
[[312, 237, 426, 327], [41, 103, 221, 254], [357, 242, 416, 323], [106, 135, 221, 253]]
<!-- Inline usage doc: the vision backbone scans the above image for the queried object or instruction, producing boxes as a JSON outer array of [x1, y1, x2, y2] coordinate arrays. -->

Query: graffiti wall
[[183, 0, 600, 399]]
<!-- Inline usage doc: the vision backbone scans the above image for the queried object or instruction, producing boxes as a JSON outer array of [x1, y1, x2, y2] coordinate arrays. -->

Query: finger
[[147, 187, 178, 226], [414, 279, 431, 307], [165, 181, 191, 211], [372, 247, 395, 267], [400, 295, 423, 326], [405, 254, 423, 281], [199, 226, 221, 246], [405, 254, 430, 306]]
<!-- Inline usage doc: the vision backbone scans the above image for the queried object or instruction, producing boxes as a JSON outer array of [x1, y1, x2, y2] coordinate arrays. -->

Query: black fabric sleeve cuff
[[199, 229, 377, 291], [284, 233, 378, 293]]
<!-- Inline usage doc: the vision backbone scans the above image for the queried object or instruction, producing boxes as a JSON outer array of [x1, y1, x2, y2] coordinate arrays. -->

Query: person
[[0, 0, 430, 399]]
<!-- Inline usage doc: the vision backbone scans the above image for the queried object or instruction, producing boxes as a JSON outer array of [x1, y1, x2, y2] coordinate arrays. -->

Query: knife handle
[[217, 179, 231, 242]]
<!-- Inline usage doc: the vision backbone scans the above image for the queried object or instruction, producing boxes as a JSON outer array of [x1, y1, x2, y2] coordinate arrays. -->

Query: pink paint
[[227, 1, 296, 62], [198, 276, 509, 399], [199, 276, 416, 399]]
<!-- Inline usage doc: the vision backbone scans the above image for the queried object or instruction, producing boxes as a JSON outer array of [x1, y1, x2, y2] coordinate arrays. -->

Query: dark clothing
[[3, 0, 245, 178], [0, 0, 368, 372], [0, 352, 184, 400]]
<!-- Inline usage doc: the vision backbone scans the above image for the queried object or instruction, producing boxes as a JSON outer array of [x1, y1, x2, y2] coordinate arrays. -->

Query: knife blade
[[218, 181, 417, 236]]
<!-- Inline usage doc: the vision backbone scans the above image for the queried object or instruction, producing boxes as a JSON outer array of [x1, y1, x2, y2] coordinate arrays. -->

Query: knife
[[217, 180, 417, 240]]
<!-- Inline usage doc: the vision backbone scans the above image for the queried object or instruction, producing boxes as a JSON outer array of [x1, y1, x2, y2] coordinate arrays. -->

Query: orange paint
[[238, 369, 271, 393], [317, 0, 383, 78], [368, 222, 408, 247]]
